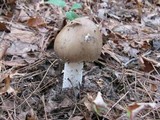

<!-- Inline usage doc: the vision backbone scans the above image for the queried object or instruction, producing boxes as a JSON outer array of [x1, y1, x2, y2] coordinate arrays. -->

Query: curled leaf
[[93, 92, 108, 116]]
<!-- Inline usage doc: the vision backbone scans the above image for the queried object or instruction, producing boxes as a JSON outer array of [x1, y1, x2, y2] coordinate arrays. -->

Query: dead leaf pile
[[0, 0, 160, 120]]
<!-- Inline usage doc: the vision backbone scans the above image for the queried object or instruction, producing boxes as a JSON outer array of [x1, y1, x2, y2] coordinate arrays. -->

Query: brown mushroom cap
[[54, 17, 102, 62]]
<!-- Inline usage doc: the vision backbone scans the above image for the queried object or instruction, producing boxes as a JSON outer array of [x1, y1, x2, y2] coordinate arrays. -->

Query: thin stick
[[16, 60, 57, 109], [105, 91, 129, 116]]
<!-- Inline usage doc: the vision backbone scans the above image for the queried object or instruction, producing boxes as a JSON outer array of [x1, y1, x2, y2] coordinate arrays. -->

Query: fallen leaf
[[6, 40, 38, 56], [126, 0, 143, 22], [0, 41, 10, 60], [27, 16, 46, 28], [142, 56, 160, 67], [127, 102, 157, 120], [112, 25, 136, 35], [18, 9, 30, 22], [102, 44, 121, 63], [84, 95, 93, 112], [4, 27, 38, 43], [6, 86, 17, 95], [127, 103, 140, 120], [139, 56, 154, 72], [0, 70, 25, 83], [0, 22, 10, 33], [6, 0, 16, 4], [59, 97, 73, 108], [96, 78, 105, 88], [26, 109, 38, 120], [120, 42, 139, 57], [93, 92, 108, 116], [150, 84, 158, 92], [0, 76, 11, 94], [2, 60, 27, 67]]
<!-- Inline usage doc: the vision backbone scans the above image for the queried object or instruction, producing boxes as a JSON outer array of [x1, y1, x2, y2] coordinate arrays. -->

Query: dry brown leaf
[[96, 78, 105, 88], [45, 99, 58, 113], [132, 41, 151, 50], [139, 56, 154, 72], [127, 102, 157, 120], [126, 0, 143, 22], [112, 25, 136, 35], [6, 86, 17, 95], [0, 70, 25, 83], [84, 92, 108, 117], [27, 16, 46, 28], [135, 0, 143, 21], [0, 41, 10, 60], [18, 9, 30, 22], [2, 60, 27, 67], [102, 44, 121, 63], [142, 56, 160, 67], [84, 93, 95, 112], [6, 40, 38, 56], [6, 0, 16, 4], [84, 98, 93, 112], [59, 97, 73, 108], [0, 76, 11, 94], [26, 109, 38, 120], [4, 27, 38, 43], [150, 84, 158, 92], [0, 22, 10, 33]]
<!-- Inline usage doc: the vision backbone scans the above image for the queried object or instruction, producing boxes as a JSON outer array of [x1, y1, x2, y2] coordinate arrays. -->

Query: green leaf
[[65, 11, 79, 20], [93, 104, 100, 115], [127, 110, 131, 118], [71, 3, 82, 10], [47, 0, 66, 7]]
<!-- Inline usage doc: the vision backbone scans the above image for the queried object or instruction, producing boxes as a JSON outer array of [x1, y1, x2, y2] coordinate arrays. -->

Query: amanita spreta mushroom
[[54, 17, 102, 89]]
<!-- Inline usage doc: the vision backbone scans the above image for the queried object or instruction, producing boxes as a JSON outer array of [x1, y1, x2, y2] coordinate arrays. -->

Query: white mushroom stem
[[62, 62, 83, 89]]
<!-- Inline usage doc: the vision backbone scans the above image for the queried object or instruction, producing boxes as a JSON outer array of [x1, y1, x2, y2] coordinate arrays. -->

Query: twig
[[41, 95, 48, 120], [0, 96, 14, 120], [16, 59, 57, 109], [105, 91, 129, 116], [125, 69, 160, 81]]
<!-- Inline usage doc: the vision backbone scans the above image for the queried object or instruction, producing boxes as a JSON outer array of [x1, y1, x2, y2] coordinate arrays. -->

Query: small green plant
[[47, 0, 82, 20]]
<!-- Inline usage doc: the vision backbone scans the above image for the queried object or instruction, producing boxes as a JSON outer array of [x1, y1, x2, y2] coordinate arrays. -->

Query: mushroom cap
[[54, 17, 102, 62]]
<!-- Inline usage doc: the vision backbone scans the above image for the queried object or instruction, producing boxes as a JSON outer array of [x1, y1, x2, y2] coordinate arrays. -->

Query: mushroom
[[54, 17, 102, 89]]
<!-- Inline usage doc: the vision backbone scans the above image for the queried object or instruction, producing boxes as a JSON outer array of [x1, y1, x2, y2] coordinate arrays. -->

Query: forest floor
[[0, 0, 160, 120]]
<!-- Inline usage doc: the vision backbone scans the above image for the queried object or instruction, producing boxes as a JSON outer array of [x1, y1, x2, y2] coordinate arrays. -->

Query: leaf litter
[[0, 0, 160, 120]]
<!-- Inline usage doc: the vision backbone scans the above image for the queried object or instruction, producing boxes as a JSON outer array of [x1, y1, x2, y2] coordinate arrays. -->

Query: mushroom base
[[63, 62, 83, 89]]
